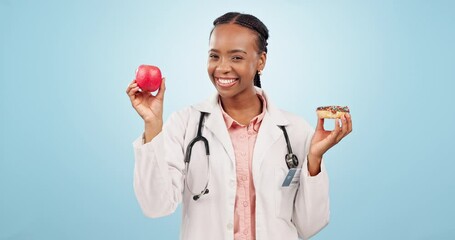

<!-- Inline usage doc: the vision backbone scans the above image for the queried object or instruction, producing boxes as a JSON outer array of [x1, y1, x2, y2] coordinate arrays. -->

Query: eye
[[232, 56, 243, 61], [209, 53, 219, 59]]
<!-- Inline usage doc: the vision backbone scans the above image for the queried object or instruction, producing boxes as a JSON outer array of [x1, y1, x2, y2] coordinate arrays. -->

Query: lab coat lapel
[[204, 107, 236, 163], [252, 110, 282, 176], [252, 89, 289, 177], [193, 94, 236, 164]]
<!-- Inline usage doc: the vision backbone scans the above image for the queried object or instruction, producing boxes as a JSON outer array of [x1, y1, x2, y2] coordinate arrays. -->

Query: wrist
[[307, 154, 322, 176], [143, 115, 161, 124], [143, 121, 163, 143], [308, 153, 322, 163]]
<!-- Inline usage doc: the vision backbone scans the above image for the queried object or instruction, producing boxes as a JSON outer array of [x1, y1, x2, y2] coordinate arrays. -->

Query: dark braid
[[211, 12, 269, 88]]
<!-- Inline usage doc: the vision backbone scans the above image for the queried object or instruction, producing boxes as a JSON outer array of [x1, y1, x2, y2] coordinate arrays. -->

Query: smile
[[216, 78, 238, 87]]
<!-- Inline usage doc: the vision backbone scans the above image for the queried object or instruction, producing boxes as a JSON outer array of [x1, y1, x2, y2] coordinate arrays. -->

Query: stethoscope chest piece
[[285, 153, 299, 169], [279, 125, 299, 169]]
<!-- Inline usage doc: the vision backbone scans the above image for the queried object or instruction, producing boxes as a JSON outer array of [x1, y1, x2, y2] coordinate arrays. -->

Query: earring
[[258, 70, 263, 75]]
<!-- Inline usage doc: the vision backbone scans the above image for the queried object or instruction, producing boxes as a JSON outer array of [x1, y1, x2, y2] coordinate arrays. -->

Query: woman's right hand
[[126, 78, 166, 142]]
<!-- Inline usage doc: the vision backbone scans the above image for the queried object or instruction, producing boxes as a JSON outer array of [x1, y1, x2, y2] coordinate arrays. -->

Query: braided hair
[[211, 12, 269, 88]]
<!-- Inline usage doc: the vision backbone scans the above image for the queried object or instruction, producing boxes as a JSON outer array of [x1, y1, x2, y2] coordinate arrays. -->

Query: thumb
[[316, 117, 325, 131], [155, 77, 166, 100]]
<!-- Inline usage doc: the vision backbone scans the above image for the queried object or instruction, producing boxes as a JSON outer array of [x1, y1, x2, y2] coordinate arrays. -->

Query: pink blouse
[[219, 94, 267, 240]]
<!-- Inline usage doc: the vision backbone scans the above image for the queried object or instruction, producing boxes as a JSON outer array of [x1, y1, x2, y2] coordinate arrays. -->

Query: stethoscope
[[184, 112, 299, 201]]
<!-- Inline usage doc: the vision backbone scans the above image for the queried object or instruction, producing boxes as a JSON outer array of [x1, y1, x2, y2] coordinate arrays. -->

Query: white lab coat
[[132, 88, 329, 240]]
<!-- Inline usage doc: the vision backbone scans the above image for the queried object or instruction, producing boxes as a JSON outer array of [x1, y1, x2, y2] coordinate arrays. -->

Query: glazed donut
[[316, 106, 350, 119]]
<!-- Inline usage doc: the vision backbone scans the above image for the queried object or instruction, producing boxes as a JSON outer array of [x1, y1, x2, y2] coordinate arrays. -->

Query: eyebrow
[[209, 49, 247, 54]]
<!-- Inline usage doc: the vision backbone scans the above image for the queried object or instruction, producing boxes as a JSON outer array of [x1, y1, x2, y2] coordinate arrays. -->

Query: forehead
[[209, 24, 258, 51]]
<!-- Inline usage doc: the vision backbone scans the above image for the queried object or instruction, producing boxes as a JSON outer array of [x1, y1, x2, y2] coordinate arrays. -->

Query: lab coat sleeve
[[292, 130, 330, 240], [132, 110, 188, 218]]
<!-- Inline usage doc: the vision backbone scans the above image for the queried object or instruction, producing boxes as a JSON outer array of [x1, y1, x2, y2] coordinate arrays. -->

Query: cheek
[[249, 59, 259, 70], [207, 62, 216, 79], [241, 62, 258, 76], [207, 62, 214, 74]]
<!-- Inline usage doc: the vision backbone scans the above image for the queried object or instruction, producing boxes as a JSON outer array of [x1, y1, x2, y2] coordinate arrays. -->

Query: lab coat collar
[[192, 87, 290, 175]]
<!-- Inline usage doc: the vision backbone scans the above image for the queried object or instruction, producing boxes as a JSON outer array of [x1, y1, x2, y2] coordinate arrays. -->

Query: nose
[[216, 57, 231, 73]]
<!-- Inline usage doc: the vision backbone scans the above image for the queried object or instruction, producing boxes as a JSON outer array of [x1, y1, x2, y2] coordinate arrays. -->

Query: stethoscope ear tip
[[193, 188, 210, 201]]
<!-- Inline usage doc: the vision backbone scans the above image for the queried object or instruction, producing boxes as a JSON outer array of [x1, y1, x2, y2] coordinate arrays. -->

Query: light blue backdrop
[[1, 0, 454, 239]]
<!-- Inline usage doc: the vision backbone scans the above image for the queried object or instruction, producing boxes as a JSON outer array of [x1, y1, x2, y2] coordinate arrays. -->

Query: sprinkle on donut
[[316, 106, 350, 114]]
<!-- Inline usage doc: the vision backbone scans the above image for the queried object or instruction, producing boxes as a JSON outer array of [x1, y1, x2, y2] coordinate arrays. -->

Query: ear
[[257, 52, 267, 71]]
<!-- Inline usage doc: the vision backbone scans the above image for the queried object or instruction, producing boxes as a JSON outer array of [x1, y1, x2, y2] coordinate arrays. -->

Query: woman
[[126, 12, 352, 240]]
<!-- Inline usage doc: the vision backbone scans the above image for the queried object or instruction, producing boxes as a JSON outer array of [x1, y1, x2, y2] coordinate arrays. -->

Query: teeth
[[218, 78, 236, 84]]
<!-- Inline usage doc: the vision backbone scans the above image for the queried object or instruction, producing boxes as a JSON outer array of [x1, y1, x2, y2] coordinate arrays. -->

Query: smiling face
[[207, 23, 266, 100]]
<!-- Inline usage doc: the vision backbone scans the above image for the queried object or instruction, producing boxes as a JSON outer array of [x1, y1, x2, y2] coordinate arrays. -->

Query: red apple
[[135, 65, 162, 92]]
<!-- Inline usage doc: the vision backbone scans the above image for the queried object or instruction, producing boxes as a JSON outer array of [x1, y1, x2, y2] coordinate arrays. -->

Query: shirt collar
[[219, 90, 267, 131], [192, 87, 290, 127]]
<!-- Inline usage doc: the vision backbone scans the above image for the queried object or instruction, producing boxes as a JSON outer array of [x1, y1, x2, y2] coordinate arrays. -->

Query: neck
[[220, 90, 262, 125]]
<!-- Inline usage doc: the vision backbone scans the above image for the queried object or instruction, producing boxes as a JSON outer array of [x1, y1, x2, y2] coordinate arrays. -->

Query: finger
[[330, 118, 342, 143], [316, 117, 325, 131], [346, 113, 353, 133], [336, 115, 348, 142], [128, 85, 140, 95], [335, 118, 341, 131], [155, 77, 166, 100], [129, 83, 138, 91], [128, 86, 141, 101], [126, 79, 138, 93], [341, 114, 348, 134]]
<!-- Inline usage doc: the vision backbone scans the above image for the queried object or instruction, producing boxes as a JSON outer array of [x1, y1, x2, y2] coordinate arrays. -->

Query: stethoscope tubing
[[185, 112, 299, 201], [184, 113, 211, 200]]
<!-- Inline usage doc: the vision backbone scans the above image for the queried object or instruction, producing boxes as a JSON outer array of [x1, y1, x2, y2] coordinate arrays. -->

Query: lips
[[215, 77, 238, 87]]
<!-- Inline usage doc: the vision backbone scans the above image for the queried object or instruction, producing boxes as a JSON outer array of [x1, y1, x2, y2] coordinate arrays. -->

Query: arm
[[133, 111, 188, 218], [292, 131, 330, 239], [127, 77, 186, 217], [293, 114, 353, 239]]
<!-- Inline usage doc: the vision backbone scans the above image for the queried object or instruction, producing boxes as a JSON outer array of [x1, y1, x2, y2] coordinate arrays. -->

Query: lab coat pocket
[[275, 168, 299, 221]]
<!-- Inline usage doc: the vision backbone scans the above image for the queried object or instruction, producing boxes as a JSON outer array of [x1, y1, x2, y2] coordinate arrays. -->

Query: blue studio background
[[1, 0, 454, 239]]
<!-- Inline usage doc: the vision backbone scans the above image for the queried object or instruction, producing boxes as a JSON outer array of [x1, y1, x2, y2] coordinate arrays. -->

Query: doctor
[[126, 12, 352, 240]]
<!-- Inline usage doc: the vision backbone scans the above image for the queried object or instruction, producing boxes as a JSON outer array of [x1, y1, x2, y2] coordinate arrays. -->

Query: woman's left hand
[[307, 113, 353, 175]]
